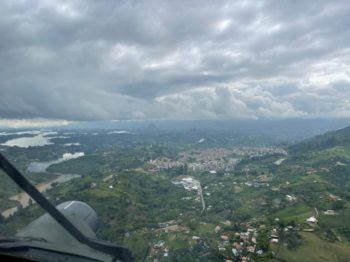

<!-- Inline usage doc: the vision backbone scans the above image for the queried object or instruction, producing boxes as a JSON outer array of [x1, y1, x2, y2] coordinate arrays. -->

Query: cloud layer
[[0, 0, 349, 122]]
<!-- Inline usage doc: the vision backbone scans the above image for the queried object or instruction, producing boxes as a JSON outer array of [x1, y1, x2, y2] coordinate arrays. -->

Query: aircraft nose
[[57, 201, 99, 233]]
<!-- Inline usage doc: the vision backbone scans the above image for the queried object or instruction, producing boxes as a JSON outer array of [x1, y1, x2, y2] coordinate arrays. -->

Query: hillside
[[289, 125, 350, 153], [2, 128, 350, 261]]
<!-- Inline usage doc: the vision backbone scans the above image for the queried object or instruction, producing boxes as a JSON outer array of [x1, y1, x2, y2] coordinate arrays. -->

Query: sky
[[0, 0, 350, 127]]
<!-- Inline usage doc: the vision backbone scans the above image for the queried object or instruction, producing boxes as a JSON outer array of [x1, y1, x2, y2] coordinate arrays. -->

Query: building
[[323, 210, 336, 215], [306, 216, 317, 223]]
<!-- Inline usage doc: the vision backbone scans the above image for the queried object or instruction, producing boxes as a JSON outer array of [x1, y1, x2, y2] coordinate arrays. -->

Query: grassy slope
[[271, 126, 350, 261], [274, 204, 314, 224], [273, 232, 350, 262]]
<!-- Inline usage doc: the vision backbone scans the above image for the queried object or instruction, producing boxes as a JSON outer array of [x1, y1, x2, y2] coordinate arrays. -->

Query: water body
[[0, 131, 58, 148], [27, 152, 85, 173], [1, 134, 52, 148], [1, 174, 81, 219], [0, 130, 41, 136], [107, 130, 133, 135], [64, 142, 81, 146], [1, 152, 84, 218]]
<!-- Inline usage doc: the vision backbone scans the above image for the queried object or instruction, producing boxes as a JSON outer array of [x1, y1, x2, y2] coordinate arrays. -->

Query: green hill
[[289, 125, 350, 153]]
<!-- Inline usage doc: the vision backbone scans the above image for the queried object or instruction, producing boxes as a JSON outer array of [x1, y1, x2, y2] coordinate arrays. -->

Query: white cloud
[[0, 0, 349, 121], [215, 19, 232, 32]]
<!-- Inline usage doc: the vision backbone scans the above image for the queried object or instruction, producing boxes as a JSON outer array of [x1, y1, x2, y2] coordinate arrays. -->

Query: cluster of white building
[[149, 147, 287, 173]]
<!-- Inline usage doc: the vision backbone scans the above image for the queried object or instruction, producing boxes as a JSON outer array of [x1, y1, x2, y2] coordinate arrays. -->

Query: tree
[[256, 229, 269, 252], [217, 170, 225, 177], [183, 163, 188, 175], [333, 200, 344, 211]]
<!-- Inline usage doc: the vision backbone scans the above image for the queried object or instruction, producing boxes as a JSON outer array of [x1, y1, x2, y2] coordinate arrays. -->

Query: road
[[197, 181, 206, 212]]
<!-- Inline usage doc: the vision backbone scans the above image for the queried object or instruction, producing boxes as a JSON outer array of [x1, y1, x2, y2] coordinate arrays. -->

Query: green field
[[273, 232, 350, 262], [275, 204, 314, 224]]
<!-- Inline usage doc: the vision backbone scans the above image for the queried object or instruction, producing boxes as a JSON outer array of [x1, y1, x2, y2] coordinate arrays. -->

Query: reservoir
[[1, 152, 85, 219], [27, 152, 85, 173]]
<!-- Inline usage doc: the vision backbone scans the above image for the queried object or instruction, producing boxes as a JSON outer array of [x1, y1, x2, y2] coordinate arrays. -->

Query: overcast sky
[[0, 0, 349, 127]]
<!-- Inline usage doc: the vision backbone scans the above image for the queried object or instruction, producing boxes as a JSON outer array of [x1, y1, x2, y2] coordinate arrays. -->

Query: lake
[[0, 131, 58, 148], [27, 152, 85, 173]]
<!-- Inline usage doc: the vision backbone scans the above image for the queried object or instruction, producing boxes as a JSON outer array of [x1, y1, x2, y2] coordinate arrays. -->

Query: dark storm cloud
[[0, 0, 349, 124]]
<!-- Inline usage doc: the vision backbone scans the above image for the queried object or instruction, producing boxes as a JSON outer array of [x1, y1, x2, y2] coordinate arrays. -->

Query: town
[[148, 147, 287, 172]]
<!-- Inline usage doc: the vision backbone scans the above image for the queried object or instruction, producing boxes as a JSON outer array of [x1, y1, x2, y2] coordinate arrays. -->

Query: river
[[1, 153, 84, 219], [1, 173, 81, 219]]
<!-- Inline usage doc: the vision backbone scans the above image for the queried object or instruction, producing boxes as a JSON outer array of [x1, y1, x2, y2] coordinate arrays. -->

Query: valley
[[1, 124, 350, 261]]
